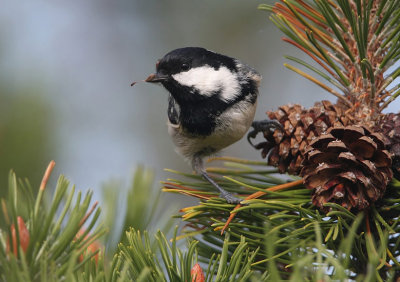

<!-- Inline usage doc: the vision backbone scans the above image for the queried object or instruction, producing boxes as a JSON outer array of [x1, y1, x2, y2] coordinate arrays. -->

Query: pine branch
[[163, 157, 400, 278], [260, 0, 400, 116], [1, 159, 398, 279]]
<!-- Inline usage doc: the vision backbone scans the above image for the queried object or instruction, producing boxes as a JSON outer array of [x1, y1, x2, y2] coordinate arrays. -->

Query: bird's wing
[[167, 94, 180, 126]]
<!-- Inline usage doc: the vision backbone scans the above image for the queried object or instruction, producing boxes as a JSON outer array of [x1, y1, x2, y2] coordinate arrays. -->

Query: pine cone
[[301, 125, 393, 211], [255, 100, 349, 174], [375, 113, 400, 180]]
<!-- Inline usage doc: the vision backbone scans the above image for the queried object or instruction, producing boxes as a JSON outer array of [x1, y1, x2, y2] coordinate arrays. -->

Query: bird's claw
[[247, 129, 259, 148], [247, 119, 283, 148], [220, 192, 243, 205]]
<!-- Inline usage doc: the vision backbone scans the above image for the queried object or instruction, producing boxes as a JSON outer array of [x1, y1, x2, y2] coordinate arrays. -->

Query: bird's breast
[[167, 99, 257, 161]]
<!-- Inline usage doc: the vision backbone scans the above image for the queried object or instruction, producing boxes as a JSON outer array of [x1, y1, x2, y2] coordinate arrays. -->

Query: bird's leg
[[192, 155, 242, 204], [247, 119, 283, 148], [201, 172, 242, 204]]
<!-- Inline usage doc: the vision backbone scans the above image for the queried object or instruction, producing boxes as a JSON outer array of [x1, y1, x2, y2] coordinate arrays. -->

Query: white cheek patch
[[172, 66, 240, 102]]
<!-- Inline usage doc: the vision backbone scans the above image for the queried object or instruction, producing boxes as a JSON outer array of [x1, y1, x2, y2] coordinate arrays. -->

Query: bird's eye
[[181, 63, 189, 71]]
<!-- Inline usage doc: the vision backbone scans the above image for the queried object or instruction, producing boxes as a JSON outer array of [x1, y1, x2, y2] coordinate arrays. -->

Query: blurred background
[[1, 0, 398, 204]]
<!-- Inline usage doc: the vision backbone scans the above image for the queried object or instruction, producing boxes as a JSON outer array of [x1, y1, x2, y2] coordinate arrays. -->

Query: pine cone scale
[[348, 136, 377, 159], [328, 141, 348, 152], [375, 113, 400, 180]]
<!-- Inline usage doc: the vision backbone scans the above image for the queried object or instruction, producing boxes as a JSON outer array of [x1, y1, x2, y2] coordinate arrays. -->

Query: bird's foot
[[247, 119, 283, 148], [219, 191, 243, 204]]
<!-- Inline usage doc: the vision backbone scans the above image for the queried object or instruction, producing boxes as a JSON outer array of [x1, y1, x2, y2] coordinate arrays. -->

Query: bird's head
[[145, 47, 261, 105]]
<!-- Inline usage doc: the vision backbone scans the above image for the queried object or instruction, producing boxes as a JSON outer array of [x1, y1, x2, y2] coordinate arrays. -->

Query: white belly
[[168, 100, 257, 161]]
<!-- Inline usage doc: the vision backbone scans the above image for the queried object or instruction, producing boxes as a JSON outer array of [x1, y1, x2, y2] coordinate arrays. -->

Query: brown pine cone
[[255, 100, 349, 175], [301, 125, 393, 211]]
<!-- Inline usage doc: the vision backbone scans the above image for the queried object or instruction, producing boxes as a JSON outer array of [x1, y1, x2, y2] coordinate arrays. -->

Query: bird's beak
[[145, 73, 168, 83]]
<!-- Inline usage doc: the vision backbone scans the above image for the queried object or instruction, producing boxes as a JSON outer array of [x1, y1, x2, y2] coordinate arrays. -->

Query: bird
[[144, 47, 281, 204]]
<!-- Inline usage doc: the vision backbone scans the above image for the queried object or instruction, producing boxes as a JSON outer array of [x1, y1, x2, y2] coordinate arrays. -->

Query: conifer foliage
[[2, 1, 400, 281], [252, 0, 400, 210]]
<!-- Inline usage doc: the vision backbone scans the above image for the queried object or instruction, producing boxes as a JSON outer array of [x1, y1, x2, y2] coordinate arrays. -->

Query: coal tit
[[145, 47, 280, 204]]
